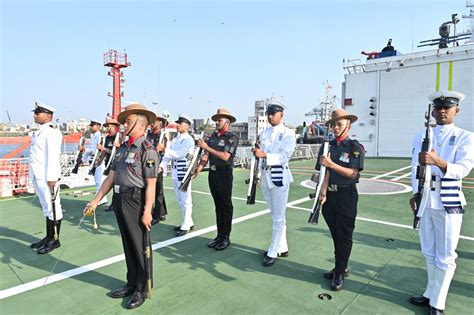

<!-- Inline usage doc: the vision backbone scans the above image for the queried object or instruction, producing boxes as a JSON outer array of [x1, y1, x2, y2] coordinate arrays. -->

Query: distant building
[[64, 118, 88, 133], [230, 122, 248, 143], [248, 100, 269, 143]]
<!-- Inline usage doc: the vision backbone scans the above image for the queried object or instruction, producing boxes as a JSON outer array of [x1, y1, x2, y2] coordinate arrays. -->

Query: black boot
[[38, 219, 61, 254], [31, 218, 50, 249], [331, 272, 344, 291]]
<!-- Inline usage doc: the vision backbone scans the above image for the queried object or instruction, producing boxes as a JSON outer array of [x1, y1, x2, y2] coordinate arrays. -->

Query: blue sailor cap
[[175, 114, 193, 125], [265, 98, 286, 114], [32, 102, 56, 114], [428, 90, 465, 108]]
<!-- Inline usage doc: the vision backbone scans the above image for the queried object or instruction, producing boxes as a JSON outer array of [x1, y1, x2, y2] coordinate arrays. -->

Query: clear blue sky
[[1, 0, 470, 126]]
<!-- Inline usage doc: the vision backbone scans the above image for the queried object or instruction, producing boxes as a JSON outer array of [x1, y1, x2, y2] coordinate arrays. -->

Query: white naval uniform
[[82, 130, 107, 204], [259, 123, 296, 258], [411, 123, 474, 310], [29, 123, 63, 220], [159, 132, 195, 230]]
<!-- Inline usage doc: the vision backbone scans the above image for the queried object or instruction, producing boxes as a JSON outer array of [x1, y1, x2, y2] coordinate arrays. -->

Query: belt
[[264, 165, 288, 170], [210, 164, 231, 171], [327, 184, 356, 192], [114, 185, 145, 194]]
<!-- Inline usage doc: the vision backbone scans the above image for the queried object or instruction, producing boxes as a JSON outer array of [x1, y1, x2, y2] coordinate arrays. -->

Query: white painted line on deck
[[391, 171, 412, 182], [0, 194, 308, 300], [287, 204, 474, 241], [370, 165, 411, 180]]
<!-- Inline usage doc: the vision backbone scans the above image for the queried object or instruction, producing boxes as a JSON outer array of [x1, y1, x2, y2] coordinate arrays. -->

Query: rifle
[[88, 136, 105, 176], [103, 132, 120, 175], [179, 119, 209, 192], [245, 113, 260, 204], [144, 230, 152, 299], [71, 136, 85, 174], [413, 103, 434, 229], [245, 142, 260, 204], [308, 126, 331, 224]]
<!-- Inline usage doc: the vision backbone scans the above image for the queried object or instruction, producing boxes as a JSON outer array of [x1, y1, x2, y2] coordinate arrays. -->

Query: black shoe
[[263, 255, 276, 267], [409, 295, 430, 307], [151, 219, 159, 226], [174, 225, 194, 231], [215, 237, 230, 251], [323, 268, 350, 280], [430, 306, 444, 315], [110, 286, 135, 298], [126, 292, 145, 309], [208, 237, 222, 248], [263, 251, 288, 258], [331, 273, 344, 291], [32, 218, 50, 249], [31, 236, 49, 249], [104, 205, 114, 212], [37, 239, 61, 254], [176, 229, 189, 237]]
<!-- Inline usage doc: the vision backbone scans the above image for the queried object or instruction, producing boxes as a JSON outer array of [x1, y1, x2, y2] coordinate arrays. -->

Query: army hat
[[266, 98, 286, 114], [429, 90, 465, 109], [32, 102, 56, 114], [117, 102, 157, 125], [325, 108, 358, 126], [211, 108, 236, 123], [103, 117, 120, 127], [175, 114, 193, 125]]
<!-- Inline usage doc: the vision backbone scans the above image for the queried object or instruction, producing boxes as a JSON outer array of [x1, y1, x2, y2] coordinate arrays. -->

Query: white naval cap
[[33, 102, 56, 114], [266, 98, 286, 114], [175, 114, 193, 125], [428, 90, 465, 108], [89, 119, 102, 126]]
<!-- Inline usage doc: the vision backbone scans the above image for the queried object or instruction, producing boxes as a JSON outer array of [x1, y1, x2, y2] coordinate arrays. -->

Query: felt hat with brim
[[211, 108, 236, 123], [117, 103, 157, 125], [428, 90, 465, 108], [155, 115, 168, 126], [103, 117, 120, 127], [325, 109, 358, 126], [32, 102, 56, 114], [89, 119, 102, 126], [175, 114, 193, 125]]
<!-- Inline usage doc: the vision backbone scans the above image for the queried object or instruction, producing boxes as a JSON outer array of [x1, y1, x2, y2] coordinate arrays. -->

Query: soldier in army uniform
[[84, 103, 159, 309], [315, 108, 365, 291], [194, 109, 239, 251], [147, 115, 168, 224]]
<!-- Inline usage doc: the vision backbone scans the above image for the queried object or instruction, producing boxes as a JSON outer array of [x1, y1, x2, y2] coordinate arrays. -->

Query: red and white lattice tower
[[104, 50, 130, 119]]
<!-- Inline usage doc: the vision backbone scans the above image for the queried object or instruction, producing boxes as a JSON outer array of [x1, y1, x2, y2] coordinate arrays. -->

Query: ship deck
[[1, 158, 473, 314]]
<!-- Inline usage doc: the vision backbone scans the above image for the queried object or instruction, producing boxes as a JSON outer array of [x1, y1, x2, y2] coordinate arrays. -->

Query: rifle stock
[[412, 104, 433, 229], [178, 119, 208, 192], [246, 143, 259, 204], [308, 130, 330, 224], [71, 136, 85, 174]]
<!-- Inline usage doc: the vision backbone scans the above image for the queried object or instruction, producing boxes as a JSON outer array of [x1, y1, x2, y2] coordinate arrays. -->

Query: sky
[[0, 0, 471, 127]]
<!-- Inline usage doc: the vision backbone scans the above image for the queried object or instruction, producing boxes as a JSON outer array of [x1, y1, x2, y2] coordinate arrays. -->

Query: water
[[0, 143, 78, 159]]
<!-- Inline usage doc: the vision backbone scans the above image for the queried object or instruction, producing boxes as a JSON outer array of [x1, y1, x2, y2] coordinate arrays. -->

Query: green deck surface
[[1, 158, 473, 314]]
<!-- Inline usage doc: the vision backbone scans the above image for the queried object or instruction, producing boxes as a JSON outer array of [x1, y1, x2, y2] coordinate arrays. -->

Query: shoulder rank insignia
[[353, 151, 360, 158], [146, 159, 155, 168]]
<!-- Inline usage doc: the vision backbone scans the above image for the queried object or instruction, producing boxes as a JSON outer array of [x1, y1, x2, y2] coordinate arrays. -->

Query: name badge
[[218, 139, 225, 146], [339, 152, 350, 163], [114, 185, 120, 194]]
